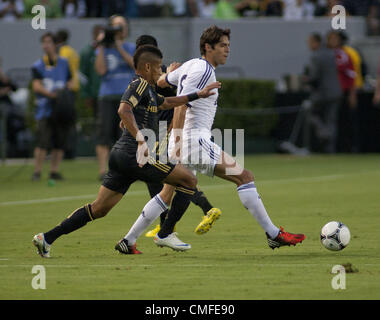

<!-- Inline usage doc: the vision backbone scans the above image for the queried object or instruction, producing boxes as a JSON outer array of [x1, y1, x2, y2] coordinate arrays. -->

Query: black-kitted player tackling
[[32, 45, 221, 257], [134, 35, 217, 237]]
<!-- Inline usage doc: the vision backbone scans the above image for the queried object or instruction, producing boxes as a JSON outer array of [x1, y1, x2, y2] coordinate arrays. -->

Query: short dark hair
[[310, 32, 322, 43], [136, 35, 158, 49], [55, 29, 69, 43], [327, 30, 343, 45], [133, 45, 163, 69], [40, 32, 57, 43], [200, 25, 230, 56]]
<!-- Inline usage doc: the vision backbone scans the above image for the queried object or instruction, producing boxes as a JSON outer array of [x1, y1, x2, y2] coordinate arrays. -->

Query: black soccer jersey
[[113, 75, 165, 157]]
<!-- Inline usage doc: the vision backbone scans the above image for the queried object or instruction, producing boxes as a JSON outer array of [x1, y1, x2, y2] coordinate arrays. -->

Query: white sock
[[124, 195, 168, 245], [237, 182, 280, 239]]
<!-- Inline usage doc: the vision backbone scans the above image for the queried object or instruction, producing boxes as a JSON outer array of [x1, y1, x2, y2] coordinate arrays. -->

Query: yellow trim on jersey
[[136, 79, 148, 96], [139, 81, 148, 95]]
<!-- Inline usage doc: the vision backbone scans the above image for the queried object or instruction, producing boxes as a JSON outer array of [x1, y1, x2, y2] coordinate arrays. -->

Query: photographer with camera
[[95, 15, 135, 180]]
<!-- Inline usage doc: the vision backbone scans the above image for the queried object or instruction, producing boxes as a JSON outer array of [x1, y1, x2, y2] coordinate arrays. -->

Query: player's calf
[[157, 185, 196, 239]]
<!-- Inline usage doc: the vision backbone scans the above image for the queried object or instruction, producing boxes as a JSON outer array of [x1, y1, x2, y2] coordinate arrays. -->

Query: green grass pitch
[[0, 154, 380, 300]]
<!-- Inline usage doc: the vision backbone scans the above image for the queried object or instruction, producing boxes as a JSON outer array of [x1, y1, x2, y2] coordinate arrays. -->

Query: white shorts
[[168, 132, 221, 177]]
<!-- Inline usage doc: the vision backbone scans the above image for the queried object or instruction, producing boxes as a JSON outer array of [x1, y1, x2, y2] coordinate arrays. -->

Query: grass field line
[[1, 169, 379, 207]]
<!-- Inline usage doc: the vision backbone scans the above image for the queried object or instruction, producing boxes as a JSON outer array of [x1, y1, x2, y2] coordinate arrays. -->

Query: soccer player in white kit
[[120, 26, 306, 252]]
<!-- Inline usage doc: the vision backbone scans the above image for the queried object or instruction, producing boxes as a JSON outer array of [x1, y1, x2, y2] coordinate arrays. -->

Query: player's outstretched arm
[[157, 62, 181, 88], [156, 74, 168, 88], [159, 81, 221, 110]]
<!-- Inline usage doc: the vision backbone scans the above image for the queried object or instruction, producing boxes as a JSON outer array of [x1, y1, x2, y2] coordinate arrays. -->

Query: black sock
[[160, 209, 168, 227], [44, 204, 94, 245], [191, 189, 213, 215], [157, 187, 195, 238]]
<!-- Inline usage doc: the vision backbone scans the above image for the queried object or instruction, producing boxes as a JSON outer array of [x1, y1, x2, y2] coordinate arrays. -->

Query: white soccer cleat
[[32, 233, 51, 258], [153, 232, 191, 251]]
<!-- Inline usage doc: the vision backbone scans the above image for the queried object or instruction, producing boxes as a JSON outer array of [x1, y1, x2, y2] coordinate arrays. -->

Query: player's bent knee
[[239, 169, 254, 185], [90, 202, 110, 219], [187, 174, 198, 189]]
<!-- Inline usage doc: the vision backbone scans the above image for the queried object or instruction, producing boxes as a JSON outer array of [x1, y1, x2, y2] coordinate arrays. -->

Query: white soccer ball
[[320, 221, 350, 251]]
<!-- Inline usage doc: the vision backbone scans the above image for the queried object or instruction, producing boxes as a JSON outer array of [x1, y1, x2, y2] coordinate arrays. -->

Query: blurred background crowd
[[0, 0, 379, 35]]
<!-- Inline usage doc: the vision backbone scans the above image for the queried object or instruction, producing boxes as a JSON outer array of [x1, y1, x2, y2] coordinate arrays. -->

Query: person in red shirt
[[327, 30, 359, 152], [327, 32, 356, 102]]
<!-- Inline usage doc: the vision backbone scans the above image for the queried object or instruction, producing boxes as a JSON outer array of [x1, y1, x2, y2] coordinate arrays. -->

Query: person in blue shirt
[[95, 15, 136, 180], [31, 32, 73, 181]]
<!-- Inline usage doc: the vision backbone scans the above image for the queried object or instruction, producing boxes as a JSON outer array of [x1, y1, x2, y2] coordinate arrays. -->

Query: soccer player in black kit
[[32, 44, 221, 257], [134, 35, 220, 239]]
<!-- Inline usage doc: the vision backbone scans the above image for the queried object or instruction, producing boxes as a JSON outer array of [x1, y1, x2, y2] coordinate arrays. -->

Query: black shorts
[[35, 117, 70, 150], [96, 96, 122, 147], [102, 148, 175, 195]]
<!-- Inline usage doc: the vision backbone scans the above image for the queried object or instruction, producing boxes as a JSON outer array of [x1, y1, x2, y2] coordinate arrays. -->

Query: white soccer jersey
[[166, 58, 218, 136], [166, 58, 221, 177]]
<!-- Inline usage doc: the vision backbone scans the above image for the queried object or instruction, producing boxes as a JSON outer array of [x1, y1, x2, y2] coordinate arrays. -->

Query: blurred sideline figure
[[56, 29, 80, 93], [339, 31, 365, 91], [95, 15, 135, 180], [79, 24, 104, 118], [0, 57, 18, 157], [30, 32, 74, 181], [373, 58, 380, 107], [56, 29, 80, 159], [304, 32, 342, 153], [327, 30, 359, 153]]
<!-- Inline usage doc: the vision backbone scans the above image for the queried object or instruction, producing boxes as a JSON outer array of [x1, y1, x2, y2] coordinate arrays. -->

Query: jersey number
[[179, 74, 187, 94]]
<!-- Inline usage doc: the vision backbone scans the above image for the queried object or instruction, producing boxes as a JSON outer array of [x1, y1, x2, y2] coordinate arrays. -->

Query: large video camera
[[100, 25, 123, 47]]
